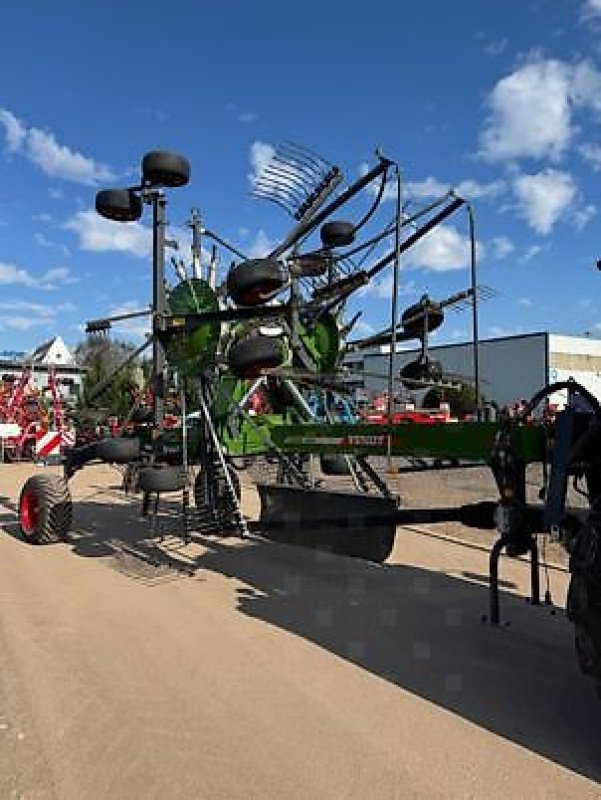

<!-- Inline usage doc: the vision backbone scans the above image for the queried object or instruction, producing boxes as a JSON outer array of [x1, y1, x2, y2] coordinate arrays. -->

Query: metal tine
[[276, 155, 325, 183], [251, 190, 297, 217], [254, 186, 303, 212], [260, 167, 311, 198], [256, 167, 307, 191], [254, 177, 301, 200], [267, 158, 316, 183], [271, 152, 324, 182], [282, 140, 332, 171], [255, 181, 304, 206]]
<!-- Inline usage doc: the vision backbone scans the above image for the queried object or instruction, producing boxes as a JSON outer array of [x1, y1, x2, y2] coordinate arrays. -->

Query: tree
[[423, 384, 481, 418], [75, 336, 145, 419]]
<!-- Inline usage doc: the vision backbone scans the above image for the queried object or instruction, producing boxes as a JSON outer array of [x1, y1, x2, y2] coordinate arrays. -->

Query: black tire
[[96, 437, 141, 464], [18, 475, 72, 544], [194, 466, 241, 515], [320, 220, 355, 248], [227, 259, 288, 306], [141, 151, 190, 187], [95, 189, 142, 222], [320, 453, 351, 476], [228, 334, 285, 379], [138, 465, 186, 493]]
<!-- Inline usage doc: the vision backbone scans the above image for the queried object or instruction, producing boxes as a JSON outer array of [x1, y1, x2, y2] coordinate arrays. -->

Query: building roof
[[29, 337, 56, 363]]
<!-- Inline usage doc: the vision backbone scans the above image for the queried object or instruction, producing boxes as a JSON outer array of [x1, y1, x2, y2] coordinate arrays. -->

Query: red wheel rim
[[20, 490, 39, 534]]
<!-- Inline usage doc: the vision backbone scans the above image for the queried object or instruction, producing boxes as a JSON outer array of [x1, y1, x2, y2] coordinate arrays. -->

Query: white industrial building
[[343, 332, 601, 408]]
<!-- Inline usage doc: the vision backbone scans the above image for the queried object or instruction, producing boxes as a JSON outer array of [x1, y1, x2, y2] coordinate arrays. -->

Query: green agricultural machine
[[15, 146, 601, 698]]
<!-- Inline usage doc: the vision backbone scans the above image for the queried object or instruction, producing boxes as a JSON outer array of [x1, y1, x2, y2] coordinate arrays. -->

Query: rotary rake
[[14, 146, 601, 698]]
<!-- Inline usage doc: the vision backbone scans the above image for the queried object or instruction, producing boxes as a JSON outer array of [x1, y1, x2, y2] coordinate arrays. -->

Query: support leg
[[529, 536, 540, 606], [489, 538, 505, 626]]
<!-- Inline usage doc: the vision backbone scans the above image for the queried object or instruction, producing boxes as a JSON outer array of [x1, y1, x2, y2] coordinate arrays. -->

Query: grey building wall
[[346, 332, 549, 407]]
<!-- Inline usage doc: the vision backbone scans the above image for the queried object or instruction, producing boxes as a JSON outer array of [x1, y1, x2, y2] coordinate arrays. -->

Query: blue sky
[[1, 0, 601, 352]]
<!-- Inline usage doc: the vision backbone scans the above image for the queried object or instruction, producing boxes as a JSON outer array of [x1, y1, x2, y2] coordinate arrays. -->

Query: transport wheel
[[227, 334, 285, 379], [227, 258, 288, 306], [138, 465, 186, 494], [18, 475, 72, 544], [320, 453, 351, 476], [194, 466, 241, 514], [95, 189, 142, 222], [320, 220, 355, 248], [96, 437, 141, 464], [141, 151, 190, 187]]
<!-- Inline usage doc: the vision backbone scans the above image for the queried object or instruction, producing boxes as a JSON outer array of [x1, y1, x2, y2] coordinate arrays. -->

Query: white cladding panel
[[361, 333, 548, 407]]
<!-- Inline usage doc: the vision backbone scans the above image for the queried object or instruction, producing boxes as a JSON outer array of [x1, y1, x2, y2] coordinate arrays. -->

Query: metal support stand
[[488, 534, 540, 626]]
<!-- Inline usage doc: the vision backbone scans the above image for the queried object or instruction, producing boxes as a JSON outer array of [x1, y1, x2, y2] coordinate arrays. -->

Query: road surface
[[0, 463, 599, 799]]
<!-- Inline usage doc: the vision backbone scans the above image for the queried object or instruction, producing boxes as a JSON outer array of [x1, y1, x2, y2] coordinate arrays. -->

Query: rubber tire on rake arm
[[96, 437, 141, 464], [95, 189, 142, 223], [141, 151, 190, 188], [320, 453, 351, 476], [227, 334, 285, 379], [226, 258, 288, 307], [18, 474, 72, 544], [138, 466, 187, 494]]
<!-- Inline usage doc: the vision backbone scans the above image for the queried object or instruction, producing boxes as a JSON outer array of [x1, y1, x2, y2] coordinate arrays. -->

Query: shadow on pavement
[[2, 487, 600, 782]]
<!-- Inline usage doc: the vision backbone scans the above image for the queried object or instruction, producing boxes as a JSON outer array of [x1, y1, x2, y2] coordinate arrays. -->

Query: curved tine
[[254, 184, 303, 211], [261, 166, 311, 196], [276, 149, 325, 177], [282, 140, 332, 170], [252, 188, 298, 212], [251, 191, 296, 216], [254, 176, 302, 199], [270, 155, 323, 183], [255, 182, 304, 206], [265, 158, 321, 183], [256, 168, 306, 191]]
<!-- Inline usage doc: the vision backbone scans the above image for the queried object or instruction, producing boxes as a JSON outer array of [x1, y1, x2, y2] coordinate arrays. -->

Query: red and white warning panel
[[35, 430, 62, 459], [61, 429, 76, 449]]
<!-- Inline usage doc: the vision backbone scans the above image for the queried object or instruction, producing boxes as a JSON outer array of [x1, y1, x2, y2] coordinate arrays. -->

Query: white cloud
[[574, 203, 597, 229], [403, 225, 484, 272], [579, 142, 601, 169], [518, 297, 533, 307], [0, 109, 26, 152], [405, 176, 449, 199], [512, 170, 577, 234], [238, 111, 257, 124], [249, 141, 275, 186], [0, 299, 61, 332], [582, 0, 601, 19], [65, 209, 151, 257], [41, 267, 78, 287], [354, 320, 375, 336], [479, 58, 573, 162], [0, 300, 55, 316], [454, 178, 506, 200], [0, 261, 78, 290], [34, 231, 70, 257], [247, 229, 276, 258], [483, 38, 507, 58], [0, 316, 52, 331], [109, 300, 150, 342], [0, 262, 38, 287], [520, 244, 543, 262], [359, 276, 417, 300], [490, 236, 514, 259], [0, 107, 115, 185]]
